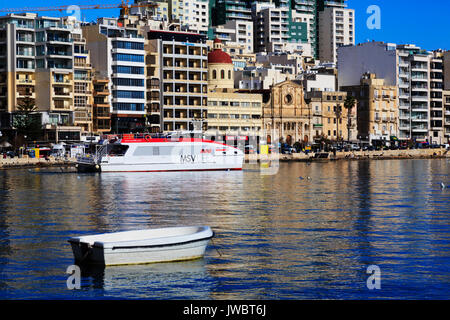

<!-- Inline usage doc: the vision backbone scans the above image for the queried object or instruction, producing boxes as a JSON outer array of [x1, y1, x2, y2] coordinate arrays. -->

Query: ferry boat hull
[[76, 136, 244, 173]]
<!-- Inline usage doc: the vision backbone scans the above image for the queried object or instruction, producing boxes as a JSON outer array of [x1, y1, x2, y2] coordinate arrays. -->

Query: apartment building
[[338, 41, 445, 144], [305, 90, 356, 143], [341, 73, 398, 145], [147, 29, 208, 132], [253, 4, 291, 53], [92, 78, 111, 134], [0, 13, 89, 142], [443, 90, 450, 142], [291, 0, 317, 57], [211, 0, 252, 27], [211, 20, 253, 53], [72, 21, 94, 134], [82, 18, 146, 134], [317, 6, 354, 64]]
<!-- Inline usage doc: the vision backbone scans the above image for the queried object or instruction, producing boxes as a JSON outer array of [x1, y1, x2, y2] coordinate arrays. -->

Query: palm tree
[[344, 95, 356, 143]]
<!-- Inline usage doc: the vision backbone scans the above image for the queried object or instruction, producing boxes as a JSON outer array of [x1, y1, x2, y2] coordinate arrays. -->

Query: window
[[113, 90, 145, 99], [112, 78, 145, 87], [112, 103, 145, 111], [228, 70, 231, 79], [112, 41, 144, 50], [221, 70, 225, 79], [212, 70, 217, 79], [113, 66, 144, 74], [112, 53, 144, 62]]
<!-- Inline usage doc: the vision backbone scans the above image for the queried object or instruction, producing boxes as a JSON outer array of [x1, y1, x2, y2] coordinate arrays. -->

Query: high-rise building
[[253, 3, 290, 53], [317, 5, 354, 63], [82, 18, 147, 134], [291, 0, 350, 59]]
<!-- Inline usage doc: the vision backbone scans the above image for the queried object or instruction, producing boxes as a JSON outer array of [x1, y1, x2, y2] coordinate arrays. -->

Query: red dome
[[208, 49, 232, 64]]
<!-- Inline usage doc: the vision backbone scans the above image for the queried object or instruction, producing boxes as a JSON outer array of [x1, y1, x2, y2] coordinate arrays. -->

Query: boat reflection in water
[[79, 259, 215, 299]]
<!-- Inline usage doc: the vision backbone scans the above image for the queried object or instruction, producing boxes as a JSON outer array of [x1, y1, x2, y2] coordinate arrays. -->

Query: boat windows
[[133, 146, 174, 156], [107, 144, 129, 156]]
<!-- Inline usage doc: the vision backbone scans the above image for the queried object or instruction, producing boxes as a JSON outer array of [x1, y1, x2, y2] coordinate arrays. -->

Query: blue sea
[[0, 159, 449, 299]]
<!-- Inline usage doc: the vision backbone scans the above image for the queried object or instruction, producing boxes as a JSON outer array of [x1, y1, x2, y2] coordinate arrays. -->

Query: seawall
[[0, 157, 76, 170], [245, 148, 450, 162]]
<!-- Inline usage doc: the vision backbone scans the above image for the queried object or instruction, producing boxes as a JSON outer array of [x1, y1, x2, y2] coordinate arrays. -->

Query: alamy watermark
[[66, 264, 81, 290], [366, 5, 381, 30], [366, 265, 381, 290]]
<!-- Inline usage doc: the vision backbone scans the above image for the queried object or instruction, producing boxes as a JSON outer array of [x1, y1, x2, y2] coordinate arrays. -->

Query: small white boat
[[68, 226, 214, 266]]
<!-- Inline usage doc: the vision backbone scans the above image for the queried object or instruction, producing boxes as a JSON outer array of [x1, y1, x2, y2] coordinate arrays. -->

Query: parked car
[[6, 151, 16, 158], [244, 145, 255, 154], [363, 145, 375, 151], [281, 144, 295, 154]]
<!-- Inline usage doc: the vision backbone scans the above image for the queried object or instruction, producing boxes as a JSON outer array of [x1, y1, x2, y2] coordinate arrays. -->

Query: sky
[[2, 0, 450, 51]]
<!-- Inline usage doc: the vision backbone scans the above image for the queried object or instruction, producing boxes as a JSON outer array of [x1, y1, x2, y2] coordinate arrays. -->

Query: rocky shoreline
[[0, 157, 76, 170]]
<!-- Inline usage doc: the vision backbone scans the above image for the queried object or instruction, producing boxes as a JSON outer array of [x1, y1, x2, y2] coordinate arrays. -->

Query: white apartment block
[[318, 7, 354, 64], [302, 73, 336, 92], [253, 5, 290, 53], [338, 41, 446, 144], [176, 0, 209, 35], [235, 66, 296, 90], [212, 20, 253, 54]]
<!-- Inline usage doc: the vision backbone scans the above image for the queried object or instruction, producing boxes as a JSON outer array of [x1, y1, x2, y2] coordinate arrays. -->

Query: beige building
[[341, 73, 398, 145], [92, 78, 111, 134], [206, 39, 262, 137], [263, 80, 312, 145], [306, 90, 356, 144], [72, 24, 94, 134]]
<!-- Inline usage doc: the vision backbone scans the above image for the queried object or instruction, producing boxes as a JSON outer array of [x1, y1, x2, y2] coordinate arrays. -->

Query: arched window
[[228, 70, 231, 79], [221, 70, 225, 79], [212, 70, 217, 79]]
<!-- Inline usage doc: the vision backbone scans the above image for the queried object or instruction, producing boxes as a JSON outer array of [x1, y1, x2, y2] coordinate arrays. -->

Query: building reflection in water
[[0, 159, 448, 299]]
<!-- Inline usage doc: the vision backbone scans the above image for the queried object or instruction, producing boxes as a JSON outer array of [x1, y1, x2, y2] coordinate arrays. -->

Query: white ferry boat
[[76, 133, 244, 173]]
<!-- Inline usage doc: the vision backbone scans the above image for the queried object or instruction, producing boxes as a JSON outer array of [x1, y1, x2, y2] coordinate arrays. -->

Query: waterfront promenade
[[246, 147, 450, 162]]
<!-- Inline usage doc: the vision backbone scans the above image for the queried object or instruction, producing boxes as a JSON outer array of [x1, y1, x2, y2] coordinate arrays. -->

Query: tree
[[12, 92, 42, 142], [344, 95, 356, 143]]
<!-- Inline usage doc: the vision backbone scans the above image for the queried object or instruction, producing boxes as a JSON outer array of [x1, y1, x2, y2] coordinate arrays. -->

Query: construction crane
[[0, 1, 157, 16]]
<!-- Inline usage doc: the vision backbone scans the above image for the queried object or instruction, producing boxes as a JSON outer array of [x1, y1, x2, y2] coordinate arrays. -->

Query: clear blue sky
[[4, 0, 450, 51]]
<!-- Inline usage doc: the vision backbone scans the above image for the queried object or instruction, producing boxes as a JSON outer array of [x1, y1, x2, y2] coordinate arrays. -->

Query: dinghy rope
[[210, 233, 222, 257]]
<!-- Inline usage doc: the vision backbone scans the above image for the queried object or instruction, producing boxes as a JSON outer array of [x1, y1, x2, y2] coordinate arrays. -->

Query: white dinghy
[[68, 226, 214, 266]]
